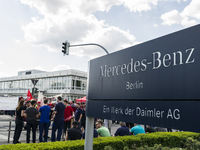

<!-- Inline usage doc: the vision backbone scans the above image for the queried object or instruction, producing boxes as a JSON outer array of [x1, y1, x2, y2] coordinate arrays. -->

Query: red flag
[[65, 115, 74, 121], [27, 90, 33, 101]]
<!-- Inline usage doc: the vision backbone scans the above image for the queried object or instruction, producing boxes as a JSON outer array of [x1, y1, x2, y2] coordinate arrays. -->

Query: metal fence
[[0, 119, 15, 143], [0, 119, 55, 143], [0, 117, 74, 144]]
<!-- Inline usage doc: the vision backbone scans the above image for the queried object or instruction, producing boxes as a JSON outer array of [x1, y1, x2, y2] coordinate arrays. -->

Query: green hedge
[[93, 132, 200, 149], [0, 132, 199, 150]]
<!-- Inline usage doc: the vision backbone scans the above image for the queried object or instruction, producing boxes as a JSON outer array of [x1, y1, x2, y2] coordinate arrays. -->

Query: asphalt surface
[[0, 115, 120, 145]]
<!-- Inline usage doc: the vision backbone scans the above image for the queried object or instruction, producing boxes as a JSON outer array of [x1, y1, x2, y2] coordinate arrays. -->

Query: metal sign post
[[84, 117, 94, 150]]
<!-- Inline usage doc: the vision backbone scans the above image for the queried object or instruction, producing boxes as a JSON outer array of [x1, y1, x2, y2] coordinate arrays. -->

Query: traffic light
[[32, 87, 38, 95], [62, 41, 69, 55]]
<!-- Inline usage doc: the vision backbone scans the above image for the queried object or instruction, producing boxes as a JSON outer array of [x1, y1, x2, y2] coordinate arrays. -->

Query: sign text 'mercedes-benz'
[[100, 48, 195, 78]]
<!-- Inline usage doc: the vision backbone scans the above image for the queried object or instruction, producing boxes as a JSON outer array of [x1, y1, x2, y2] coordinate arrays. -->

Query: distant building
[[0, 69, 87, 101]]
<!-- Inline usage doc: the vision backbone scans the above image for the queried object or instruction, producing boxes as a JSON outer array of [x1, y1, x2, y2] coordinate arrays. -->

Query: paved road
[[0, 115, 120, 145]]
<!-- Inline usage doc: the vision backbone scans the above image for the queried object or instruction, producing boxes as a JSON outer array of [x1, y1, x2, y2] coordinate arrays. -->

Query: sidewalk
[[0, 115, 15, 120]]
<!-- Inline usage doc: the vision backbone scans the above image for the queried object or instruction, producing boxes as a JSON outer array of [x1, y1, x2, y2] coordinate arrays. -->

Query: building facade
[[0, 69, 87, 101]]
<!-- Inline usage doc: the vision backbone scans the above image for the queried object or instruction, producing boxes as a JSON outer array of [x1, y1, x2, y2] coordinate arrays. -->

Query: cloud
[[166, 0, 188, 3], [51, 65, 71, 72], [73, 26, 135, 57], [161, 10, 181, 25], [181, 17, 197, 27], [20, 0, 123, 16], [180, 0, 200, 20], [22, 14, 105, 53], [78, 0, 123, 14], [20, 0, 136, 58], [20, 0, 162, 15], [23, 0, 196, 58], [123, 0, 158, 13], [20, 0, 68, 16], [123, 0, 187, 13], [153, 24, 158, 27], [161, 0, 199, 27]]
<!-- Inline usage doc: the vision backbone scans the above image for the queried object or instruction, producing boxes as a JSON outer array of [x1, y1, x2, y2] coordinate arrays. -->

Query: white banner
[[0, 97, 18, 110], [37, 92, 44, 106]]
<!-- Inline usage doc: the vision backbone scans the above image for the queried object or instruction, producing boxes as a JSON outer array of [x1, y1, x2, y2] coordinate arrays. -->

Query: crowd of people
[[12, 96, 169, 144], [13, 96, 87, 144]]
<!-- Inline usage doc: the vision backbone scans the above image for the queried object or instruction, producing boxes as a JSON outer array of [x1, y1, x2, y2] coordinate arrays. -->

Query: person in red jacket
[[63, 100, 74, 138]]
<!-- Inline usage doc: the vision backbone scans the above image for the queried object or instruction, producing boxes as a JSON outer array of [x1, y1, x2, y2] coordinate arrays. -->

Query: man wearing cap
[[36, 101, 41, 110], [65, 121, 82, 141]]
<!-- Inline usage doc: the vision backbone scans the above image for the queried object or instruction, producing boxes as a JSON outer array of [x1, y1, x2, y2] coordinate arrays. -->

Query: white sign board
[[0, 97, 18, 110]]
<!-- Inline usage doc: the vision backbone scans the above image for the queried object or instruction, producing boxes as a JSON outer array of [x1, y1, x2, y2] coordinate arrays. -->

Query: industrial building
[[0, 69, 87, 101]]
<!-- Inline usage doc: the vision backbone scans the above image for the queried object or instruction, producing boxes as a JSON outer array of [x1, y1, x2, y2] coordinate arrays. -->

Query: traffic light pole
[[62, 41, 109, 150], [69, 43, 109, 55]]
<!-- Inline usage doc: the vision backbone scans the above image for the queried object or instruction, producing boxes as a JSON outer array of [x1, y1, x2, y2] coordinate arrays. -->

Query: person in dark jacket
[[81, 105, 86, 132], [74, 103, 82, 130], [13, 99, 25, 144], [145, 125, 156, 133], [51, 96, 65, 142], [24, 100, 39, 143], [65, 121, 82, 141], [114, 122, 130, 136]]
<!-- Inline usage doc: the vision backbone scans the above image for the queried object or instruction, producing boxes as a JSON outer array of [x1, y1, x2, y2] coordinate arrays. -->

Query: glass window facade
[[0, 75, 87, 92]]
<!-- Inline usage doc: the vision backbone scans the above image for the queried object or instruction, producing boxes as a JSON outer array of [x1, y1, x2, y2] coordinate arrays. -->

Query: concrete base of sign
[[84, 117, 94, 150]]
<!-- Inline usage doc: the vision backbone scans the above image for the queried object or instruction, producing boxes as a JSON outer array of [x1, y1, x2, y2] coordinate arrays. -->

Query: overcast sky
[[0, 0, 199, 78]]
